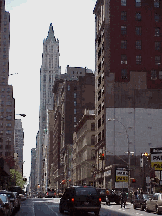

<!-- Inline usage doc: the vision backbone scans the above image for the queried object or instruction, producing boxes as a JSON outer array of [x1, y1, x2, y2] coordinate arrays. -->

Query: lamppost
[[107, 118, 131, 196]]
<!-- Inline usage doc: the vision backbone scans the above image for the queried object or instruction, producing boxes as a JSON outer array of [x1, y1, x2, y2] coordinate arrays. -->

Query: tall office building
[[38, 23, 61, 189], [0, 0, 15, 168], [30, 148, 36, 196], [94, 0, 162, 189], [14, 119, 24, 175]]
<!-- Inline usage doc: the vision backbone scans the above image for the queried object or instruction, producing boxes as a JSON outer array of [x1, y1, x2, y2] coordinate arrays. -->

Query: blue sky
[[6, 0, 96, 181]]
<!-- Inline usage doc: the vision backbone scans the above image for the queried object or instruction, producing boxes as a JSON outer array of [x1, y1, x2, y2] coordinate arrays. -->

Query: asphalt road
[[14, 198, 157, 216]]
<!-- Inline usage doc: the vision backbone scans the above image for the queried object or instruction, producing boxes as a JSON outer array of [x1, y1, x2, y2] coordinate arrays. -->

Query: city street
[[14, 198, 157, 216]]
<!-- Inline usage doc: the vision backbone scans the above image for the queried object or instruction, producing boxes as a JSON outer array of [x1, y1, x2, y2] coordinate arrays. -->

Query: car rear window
[[75, 188, 97, 196], [0, 194, 7, 202]]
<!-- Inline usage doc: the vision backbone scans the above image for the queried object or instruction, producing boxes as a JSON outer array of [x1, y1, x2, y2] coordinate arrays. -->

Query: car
[[0, 197, 8, 216], [19, 193, 26, 201], [45, 189, 56, 198], [0, 190, 18, 214], [59, 186, 101, 216], [0, 194, 12, 216], [133, 193, 153, 211], [105, 190, 121, 205], [145, 193, 162, 214], [96, 188, 110, 202]]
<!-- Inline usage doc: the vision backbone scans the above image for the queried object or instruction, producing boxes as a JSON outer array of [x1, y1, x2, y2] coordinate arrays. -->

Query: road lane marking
[[45, 203, 59, 216]]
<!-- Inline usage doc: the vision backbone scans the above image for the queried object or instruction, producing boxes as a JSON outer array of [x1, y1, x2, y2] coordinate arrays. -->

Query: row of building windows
[[0, 123, 11, 128], [121, 11, 161, 22], [0, 145, 11, 149], [121, 69, 162, 80], [121, 40, 161, 49], [121, 40, 161, 50], [0, 152, 11, 157], [121, 0, 159, 7], [121, 26, 161, 36], [120, 55, 161, 65]]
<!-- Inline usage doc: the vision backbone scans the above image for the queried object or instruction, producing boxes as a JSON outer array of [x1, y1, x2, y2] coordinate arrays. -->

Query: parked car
[[0, 194, 12, 216], [0, 197, 8, 216], [145, 193, 162, 214], [59, 186, 101, 216], [133, 193, 153, 210], [0, 190, 18, 214], [105, 190, 121, 205]]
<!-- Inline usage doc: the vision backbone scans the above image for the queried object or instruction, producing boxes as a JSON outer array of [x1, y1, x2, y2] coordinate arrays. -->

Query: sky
[[6, 0, 97, 181]]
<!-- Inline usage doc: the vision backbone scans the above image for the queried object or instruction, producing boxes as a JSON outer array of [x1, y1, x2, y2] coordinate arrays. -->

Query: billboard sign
[[150, 148, 162, 170], [115, 168, 128, 182]]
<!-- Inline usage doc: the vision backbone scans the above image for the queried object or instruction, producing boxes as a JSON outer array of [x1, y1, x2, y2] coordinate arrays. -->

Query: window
[[74, 93, 76, 98], [68, 85, 70, 91], [74, 101, 76, 106], [159, 71, 162, 79], [98, 119, 101, 128], [136, 0, 141, 7], [43, 74, 46, 82], [155, 14, 160, 22], [74, 109, 76, 114], [136, 40, 141, 49], [121, 40, 127, 49], [6, 130, 11, 134], [136, 12, 141, 21], [74, 117, 76, 122], [151, 70, 157, 80], [155, 56, 161, 65], [121, 26, 127, 35], [91, 136, 95, 146], [136, 27, 142, 35], [121, 55, 127, 64], [155, 42, 161, 50], [3, 55, 6, 59], [121, 11, 127, 20], [5, 152, 11, 157], [121, 0, 126, 6], [136, 55, 142, 64], [98, 104, 101, 115], [155, 28, 160, 36], [154, 0, 159, 7], [98, 132, 101, 142], [102, 114, 104, 125], [121, 69, 127, 79], [91, 123, 95, 131], [0, 145, 3, 149]]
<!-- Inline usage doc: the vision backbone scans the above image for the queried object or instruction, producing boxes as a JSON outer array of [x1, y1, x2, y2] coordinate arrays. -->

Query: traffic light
[[131, 178, 136, 183], [99, 153, 104, 160]]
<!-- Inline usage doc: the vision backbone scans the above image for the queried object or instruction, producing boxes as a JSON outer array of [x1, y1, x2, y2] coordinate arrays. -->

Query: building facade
[[30, 148, 36, 196], [14, 119, 24, 175], [51, 67, 95, 192], [0, 0, 15, 169], [38, 23, 61, 190], [73, 110, 96, 186], [94, 0, 162, 190]]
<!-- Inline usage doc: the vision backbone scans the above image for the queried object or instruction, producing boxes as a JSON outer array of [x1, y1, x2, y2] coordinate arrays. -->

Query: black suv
[[59, 186, 101, 216]]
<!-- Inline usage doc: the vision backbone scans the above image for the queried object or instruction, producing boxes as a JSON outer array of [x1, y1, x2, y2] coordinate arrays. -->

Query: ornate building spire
[[46, 23, 56, 42]]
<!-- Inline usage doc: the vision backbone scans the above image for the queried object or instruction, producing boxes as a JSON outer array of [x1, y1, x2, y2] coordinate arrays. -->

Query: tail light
[[71, 198, 74, 202], [99, 198, 101, 202], [47, 192, 48, 195]]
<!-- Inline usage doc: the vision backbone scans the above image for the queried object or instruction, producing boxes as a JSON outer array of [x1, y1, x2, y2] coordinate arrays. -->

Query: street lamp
[[107, 118, 131, 197], [15, 114, 26, 117]]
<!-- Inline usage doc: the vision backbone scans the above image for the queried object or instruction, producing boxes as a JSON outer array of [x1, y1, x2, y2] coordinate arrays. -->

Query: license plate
[[84, 202, 89, 205]]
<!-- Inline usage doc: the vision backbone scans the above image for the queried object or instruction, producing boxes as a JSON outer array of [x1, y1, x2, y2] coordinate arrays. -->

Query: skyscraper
[[38, 23, 61, 189], [0, 0, 15, 168]]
